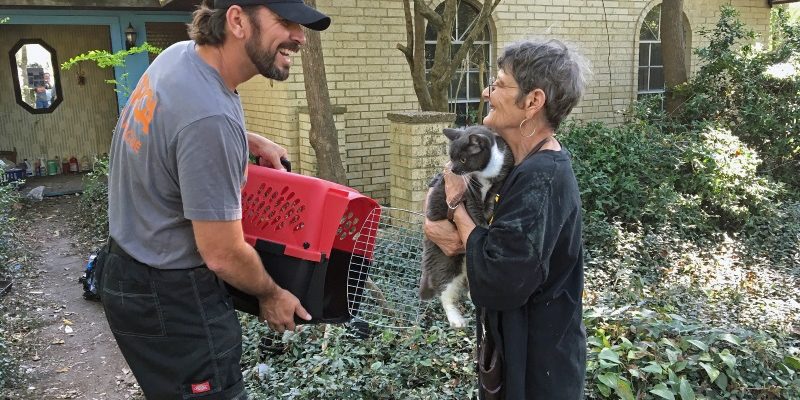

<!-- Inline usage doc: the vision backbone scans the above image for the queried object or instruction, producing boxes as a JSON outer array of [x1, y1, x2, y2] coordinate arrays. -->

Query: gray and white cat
[[419, 125, 514, 328]]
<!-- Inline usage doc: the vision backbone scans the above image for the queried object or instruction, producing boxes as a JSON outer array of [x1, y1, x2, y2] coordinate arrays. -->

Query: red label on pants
[[191, 381, 211, 394]]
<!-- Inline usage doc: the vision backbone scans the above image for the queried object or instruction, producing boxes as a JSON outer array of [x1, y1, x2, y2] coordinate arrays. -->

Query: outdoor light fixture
[[125, 23, 137, 50]]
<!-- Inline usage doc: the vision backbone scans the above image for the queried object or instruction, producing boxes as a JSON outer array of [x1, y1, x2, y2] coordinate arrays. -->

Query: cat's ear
[[443, 128, 462, 141], [468, 133, 488, 147], [467, 134, 488, 155]]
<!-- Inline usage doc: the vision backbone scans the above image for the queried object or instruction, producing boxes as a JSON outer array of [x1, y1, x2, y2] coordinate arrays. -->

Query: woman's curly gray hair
[[498, 39, 591, 129]]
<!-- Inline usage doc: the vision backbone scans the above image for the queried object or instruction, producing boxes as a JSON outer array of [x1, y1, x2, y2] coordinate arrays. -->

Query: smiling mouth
[[278, 48, 296, 57]]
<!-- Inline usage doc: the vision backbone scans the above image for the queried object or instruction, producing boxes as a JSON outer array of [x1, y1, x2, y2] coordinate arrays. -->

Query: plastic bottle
[[80, 155, 90, 172], [62, 156, 70, 175], [39, 156, 47, 176], [24, 159, 32, 176], [69, 156, 79, 173]]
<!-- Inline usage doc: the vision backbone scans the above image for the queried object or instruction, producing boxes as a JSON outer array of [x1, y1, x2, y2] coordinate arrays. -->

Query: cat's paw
[[447, 314, 467, 329]]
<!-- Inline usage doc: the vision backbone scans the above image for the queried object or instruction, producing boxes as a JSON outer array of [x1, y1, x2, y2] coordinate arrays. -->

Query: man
[[34, 72, 52, 109], [99, 1, 330, 398]]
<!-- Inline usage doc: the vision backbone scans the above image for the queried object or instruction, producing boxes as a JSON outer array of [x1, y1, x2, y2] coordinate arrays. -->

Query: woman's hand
[[443, 162, 467, 206], [247, 132, 289, 171], [424, 218, 465, 256]]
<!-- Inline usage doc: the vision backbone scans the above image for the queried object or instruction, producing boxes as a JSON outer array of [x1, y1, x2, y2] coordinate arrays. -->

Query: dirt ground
[[2, 196, 142, 400]]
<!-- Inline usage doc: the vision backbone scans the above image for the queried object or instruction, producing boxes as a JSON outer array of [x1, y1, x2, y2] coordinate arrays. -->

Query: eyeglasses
[[487, 77, 518, 99]]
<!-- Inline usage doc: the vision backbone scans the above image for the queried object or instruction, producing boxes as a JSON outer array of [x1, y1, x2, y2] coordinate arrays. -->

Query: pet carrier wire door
[[347, 206, 426, 329]]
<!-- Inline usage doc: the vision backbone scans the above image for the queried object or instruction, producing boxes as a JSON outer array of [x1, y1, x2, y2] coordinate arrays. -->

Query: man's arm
[[192, 219, 310, 332]]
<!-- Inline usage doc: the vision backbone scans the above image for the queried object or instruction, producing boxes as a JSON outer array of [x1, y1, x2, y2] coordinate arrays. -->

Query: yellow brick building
[[238, 0, 774, 204]]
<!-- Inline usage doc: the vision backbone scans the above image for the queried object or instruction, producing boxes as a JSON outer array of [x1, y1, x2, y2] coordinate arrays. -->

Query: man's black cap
[[214, 0, 331, 31]]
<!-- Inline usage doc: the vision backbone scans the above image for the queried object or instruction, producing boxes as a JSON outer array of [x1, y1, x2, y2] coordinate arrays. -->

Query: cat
[[419, 125, 514, 328]]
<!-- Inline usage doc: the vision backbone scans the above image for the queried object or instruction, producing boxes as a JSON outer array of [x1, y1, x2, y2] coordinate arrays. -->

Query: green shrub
[[79, 155, 109, 242], [675, 126, 783, 229], [680, 6, 800, 189], [585, 306, 800, 400], [240, 315, 477, 400], [0, 183, 22, 390]]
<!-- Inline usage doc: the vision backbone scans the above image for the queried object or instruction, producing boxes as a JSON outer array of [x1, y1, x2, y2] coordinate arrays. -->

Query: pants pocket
[[102, 254, 166, 337]]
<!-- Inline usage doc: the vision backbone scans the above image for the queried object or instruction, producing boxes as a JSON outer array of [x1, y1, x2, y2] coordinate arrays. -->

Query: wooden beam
[[0, 0, 161, 8]]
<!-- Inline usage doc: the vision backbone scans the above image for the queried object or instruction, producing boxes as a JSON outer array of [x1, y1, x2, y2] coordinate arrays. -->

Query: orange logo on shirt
[[120, 74, 158, 153]]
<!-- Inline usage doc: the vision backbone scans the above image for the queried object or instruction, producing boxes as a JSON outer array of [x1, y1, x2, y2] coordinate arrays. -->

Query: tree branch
[[446, 0, 499, 80], [413, 0, 443, 29]]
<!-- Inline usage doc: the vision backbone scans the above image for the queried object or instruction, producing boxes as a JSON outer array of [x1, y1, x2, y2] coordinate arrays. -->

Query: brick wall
[[238, 0, 772, 205]]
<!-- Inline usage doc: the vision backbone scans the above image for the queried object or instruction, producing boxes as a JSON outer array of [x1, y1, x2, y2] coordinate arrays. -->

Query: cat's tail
[[419, 239, 438, 300], [419, 270, 436, 300]]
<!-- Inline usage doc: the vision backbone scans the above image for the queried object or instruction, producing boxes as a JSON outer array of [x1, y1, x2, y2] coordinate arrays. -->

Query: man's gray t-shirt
[[108, 40, 247, 269]]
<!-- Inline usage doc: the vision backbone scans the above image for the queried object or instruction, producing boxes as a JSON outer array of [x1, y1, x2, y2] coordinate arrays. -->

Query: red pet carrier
[[227, 164, 381, 324]]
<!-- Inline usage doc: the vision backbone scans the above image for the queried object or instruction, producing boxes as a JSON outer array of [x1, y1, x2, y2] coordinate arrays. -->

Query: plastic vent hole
[[295, 223, 305, 231], [349, 226, 356, 235], [257, 183, 265, 194], [275, 221, 286, 231], [297, 205, 305, 213], [290, 215, 300, 224], [286, 192, 295, 201], [281, 186, 289, 195]]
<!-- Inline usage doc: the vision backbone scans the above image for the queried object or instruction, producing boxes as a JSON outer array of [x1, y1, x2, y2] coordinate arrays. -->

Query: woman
[[425, 39, 589, 399]]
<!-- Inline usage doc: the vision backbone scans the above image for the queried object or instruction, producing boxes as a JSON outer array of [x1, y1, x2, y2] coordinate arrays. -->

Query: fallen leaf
[[51, 339, 65, 345], [64, 326, 73, 334], [63, 319, 73, 325], [56, 367, 70, 373]]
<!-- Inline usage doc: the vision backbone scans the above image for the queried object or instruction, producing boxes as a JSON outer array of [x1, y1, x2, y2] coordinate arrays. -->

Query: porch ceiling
[[0, 0, 202, 11]]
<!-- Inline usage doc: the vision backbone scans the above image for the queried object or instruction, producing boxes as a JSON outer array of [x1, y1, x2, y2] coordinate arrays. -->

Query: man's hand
[[424, 218, 465, 256], [247, 132, 288, 171], [258, 288, 312, 333]]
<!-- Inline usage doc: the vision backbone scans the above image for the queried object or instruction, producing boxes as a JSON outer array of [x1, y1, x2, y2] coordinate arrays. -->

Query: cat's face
[[443, 126, 496, 175]]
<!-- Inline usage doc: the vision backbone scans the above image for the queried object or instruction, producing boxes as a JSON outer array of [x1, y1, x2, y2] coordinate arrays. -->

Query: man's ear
[[523, 88, 546, 118], [226, 5, 248, 39]]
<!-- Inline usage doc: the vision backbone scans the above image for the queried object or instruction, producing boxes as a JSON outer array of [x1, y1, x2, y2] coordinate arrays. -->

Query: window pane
[[470, 45, 489, 70], [457, 3, 479, 40], [425, 44, 436, 70], [651, 43, 663, 66], [639, 43, 650, 66], [453, 102, 468, 127], [425, 23, 438, 41], [638, 67, 649, 91], [468, 72, 484, 100], [640, 5, 660, 41], [649, 67, 664, 90], [451, 75, 467, 100]]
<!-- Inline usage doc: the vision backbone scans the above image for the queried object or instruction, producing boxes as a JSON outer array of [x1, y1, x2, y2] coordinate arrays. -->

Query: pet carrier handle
[[253, 156, 292, 172]]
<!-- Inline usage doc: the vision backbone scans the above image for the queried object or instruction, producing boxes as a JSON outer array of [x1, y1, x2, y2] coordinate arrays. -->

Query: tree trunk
[[661, 0, 688, 114], [300, 0, 347, 185]]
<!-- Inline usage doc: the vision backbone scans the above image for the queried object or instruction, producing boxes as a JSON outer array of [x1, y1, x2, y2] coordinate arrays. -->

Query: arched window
[[425, 1, 492, 126], [637, 4, 692, 101]]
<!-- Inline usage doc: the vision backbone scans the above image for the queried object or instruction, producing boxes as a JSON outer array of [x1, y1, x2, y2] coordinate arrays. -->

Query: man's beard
[[245, 18, 290, 81]]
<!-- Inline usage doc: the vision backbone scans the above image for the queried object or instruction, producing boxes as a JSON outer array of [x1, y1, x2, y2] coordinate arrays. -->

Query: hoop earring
[[519, 118, 536, 138]]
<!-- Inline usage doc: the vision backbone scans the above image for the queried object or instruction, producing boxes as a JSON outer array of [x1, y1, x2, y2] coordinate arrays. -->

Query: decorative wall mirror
[[9, 39, 63, 114]]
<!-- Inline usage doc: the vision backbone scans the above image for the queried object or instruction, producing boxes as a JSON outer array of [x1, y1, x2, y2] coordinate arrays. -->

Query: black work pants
[[97, 244, 247, 399]]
